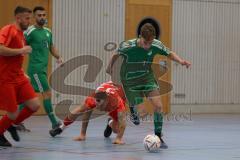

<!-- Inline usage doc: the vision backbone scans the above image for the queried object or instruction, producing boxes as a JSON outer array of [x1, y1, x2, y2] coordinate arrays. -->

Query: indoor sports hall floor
[[0, 114, 240, 160]]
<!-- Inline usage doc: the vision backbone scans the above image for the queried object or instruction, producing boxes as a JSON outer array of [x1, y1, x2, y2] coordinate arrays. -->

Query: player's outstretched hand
[[113, 138, 125, 145], [21, 46, 32, 55], [180, 60, 191, 68], [73, 134, 86, 141]]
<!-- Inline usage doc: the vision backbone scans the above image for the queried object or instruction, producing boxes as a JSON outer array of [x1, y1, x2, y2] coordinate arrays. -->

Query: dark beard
[[37, 19, 46, 26], [19, 23, 28, 30]]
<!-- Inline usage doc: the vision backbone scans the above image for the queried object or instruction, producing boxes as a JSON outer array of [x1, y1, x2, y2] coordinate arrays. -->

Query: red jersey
[[84, 81, 126, 121], [0, 24, 27, 83]]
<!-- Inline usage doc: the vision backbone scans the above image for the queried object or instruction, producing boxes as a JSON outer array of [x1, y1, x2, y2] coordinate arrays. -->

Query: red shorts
[[108, 110, 120, 122], [108, 100, 126, 122], [0, 79, 37, 112]]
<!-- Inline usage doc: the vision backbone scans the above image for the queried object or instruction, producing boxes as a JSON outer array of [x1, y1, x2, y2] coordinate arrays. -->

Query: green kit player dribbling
[[107, 23, 191, 149], [20, 6, 63, 132]]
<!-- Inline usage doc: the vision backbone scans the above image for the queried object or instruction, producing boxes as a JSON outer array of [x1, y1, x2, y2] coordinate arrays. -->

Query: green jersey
[[118, 38, 170, 82], [24, 25, 53, 73]]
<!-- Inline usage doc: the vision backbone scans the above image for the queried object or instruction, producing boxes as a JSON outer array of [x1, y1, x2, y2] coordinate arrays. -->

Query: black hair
[[94, 91, 107, 100], [14, 6, 32, 16], [33, 6, 45, 13]]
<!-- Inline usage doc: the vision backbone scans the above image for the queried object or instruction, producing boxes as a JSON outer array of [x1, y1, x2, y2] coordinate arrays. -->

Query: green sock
[[154, 112, 163, 136], [43, 99, 59, 127], [18, 104, 25, 111]]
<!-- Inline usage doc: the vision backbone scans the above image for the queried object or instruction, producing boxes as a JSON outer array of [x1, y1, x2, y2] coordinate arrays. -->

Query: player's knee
[[42, 91, 51, 99], [31, 104, 40, 112], [153, 104, 162, 113], [26, 104, 40, 112], [150, 99, 163, 111], [7, 111, 19, 120], [25, 98, 41, 112]]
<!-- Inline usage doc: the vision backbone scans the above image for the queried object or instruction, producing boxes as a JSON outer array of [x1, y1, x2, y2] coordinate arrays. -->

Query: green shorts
[[28, 72, 50, 93], [122, 75, 159, 106]]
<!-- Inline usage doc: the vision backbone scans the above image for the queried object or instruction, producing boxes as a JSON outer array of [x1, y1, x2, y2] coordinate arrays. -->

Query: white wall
[[51, 0, 240, 113], [172, 0, 240, 105], [52, 0, 125, 105]]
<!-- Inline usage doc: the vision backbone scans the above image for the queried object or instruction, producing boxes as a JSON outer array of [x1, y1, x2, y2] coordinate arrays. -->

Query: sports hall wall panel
[[51, 0, 240, 109], [171, 0, 240, 105], [51, 0, 125, 105]]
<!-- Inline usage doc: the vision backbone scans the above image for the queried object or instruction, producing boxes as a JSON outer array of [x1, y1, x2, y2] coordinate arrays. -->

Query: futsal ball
[[143, 134, 161, 152]]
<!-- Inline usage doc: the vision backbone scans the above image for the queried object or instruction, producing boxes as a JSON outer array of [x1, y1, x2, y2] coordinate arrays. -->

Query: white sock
[[108, 119, 113, 126], [60, 124, 66, 130]]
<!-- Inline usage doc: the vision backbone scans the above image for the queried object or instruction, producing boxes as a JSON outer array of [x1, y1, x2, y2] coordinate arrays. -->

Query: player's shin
[[154, 111, 163, 136], [43, 99, 60, 128]]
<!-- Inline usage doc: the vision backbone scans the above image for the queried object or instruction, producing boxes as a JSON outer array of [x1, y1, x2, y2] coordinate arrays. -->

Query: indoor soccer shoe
[[16, 123, 31, 132], [7, 125, 20, 141], [0, 135, 12, 147], [129, 107, 140, 125], [159, 137, 168, 149], [155, 133, 168, 149], [104, 118, 112, 138], [52, 121, 63, 129], [49, 127, 63, 137]]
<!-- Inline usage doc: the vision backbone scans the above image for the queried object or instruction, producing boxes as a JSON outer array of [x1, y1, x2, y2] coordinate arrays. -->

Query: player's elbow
[[167, 52, 174, 60]]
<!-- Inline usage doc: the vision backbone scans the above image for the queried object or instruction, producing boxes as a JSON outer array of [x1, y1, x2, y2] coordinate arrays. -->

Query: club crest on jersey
[[147, 50, 153, 56]]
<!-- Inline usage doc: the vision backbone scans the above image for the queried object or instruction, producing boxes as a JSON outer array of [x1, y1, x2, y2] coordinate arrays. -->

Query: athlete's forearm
[[0, 45, 22, 56], [106, 53, 120, 75], [50, 45, 61, 59], [61, 105, 89, 130], [168, 51, 184, 64], [68, 105, 88, 121], [116, 112, 126, 139], [80, 110, 93, 135]]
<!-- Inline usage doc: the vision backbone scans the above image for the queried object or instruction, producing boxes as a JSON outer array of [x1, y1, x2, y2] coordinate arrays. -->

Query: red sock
[[0, 115, 14, 135], [14, 107, 35, 125], [63, 117, 74, 126]]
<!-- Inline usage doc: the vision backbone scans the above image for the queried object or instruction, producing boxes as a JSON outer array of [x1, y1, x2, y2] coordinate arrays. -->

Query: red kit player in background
[[0, 6, 40, 147]]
